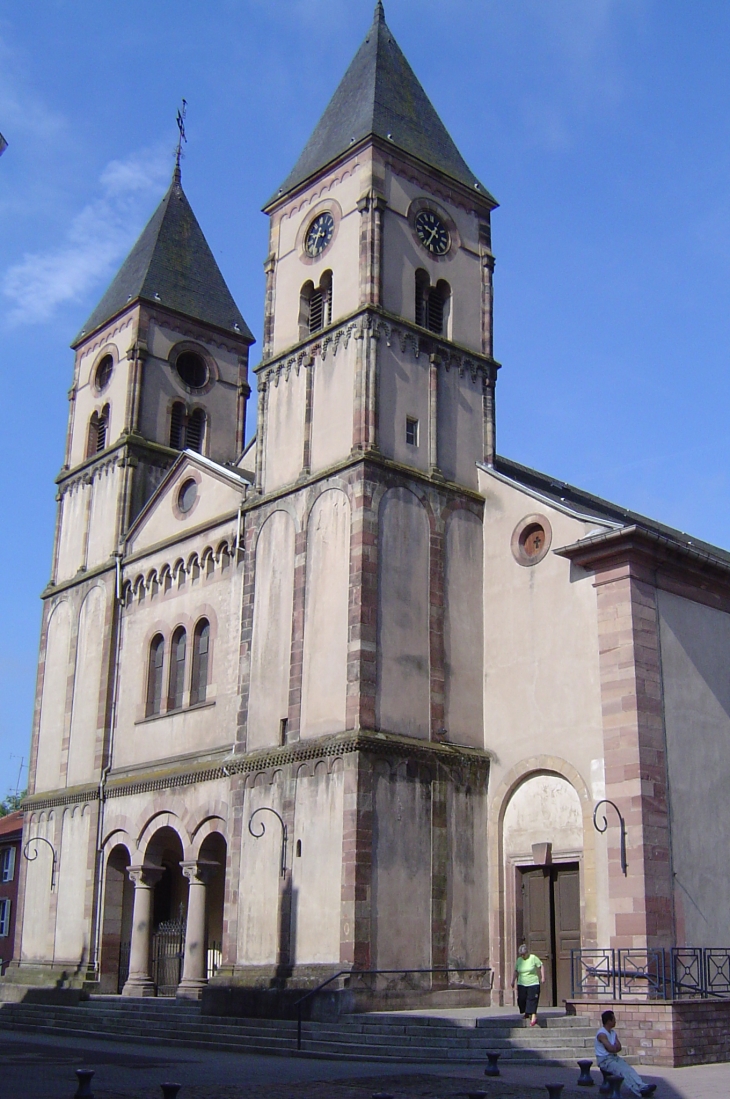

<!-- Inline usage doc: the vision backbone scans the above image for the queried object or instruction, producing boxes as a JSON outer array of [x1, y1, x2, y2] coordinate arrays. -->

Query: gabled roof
[[0, 810, 23, 837], [74, 170, 254, 346], [487, 455, 730, 568], [268, 2, 495, 207]]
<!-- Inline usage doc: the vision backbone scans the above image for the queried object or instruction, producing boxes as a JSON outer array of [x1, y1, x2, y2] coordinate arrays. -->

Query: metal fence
[[152, 918, 185, 996], [571, 948, 730, 1000]]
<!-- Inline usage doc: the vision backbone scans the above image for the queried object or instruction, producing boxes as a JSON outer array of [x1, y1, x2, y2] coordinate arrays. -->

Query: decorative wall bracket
[[593, 799, 628, 876], [23, 835, 57, 891], [248, 806, 288, 877]]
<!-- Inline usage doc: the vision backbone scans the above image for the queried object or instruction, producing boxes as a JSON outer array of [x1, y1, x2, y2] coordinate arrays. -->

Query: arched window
[[190, 618, 210, 705], [415, 272, 450, 336], [146, 634, 165, 717], [301, 271, 333, 337], [167, 626, 187, 711], [169, 404, 206, 453], [86, 404, 109, 457]]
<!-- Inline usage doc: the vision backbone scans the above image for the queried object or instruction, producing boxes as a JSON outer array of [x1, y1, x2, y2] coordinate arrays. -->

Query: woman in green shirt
[[511, 943, 544, 1026]]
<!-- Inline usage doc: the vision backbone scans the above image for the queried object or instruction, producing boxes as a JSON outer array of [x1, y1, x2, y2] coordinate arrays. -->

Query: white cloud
[[2, 148, 170, 325]]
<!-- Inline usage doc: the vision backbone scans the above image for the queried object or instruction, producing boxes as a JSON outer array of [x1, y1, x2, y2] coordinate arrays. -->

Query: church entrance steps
[[0, 998, 597, 1064]]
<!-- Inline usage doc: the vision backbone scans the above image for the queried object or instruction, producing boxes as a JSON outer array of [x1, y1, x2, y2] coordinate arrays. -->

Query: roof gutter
[[478, 462, 622, 531], [554, 523, 730, 581]]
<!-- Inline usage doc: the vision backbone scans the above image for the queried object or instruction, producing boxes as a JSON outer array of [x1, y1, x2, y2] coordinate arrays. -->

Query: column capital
[[128, 863, 164, 888], [180, 859, 219, 885]]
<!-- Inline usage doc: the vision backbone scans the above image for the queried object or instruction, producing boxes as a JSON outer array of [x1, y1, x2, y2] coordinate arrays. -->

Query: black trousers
[[517, 983, 540, 1016]]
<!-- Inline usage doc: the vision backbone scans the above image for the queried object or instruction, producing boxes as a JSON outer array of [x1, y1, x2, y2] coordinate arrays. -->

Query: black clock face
[[304, 212, 335, 257], [415, 210, 450, 255]]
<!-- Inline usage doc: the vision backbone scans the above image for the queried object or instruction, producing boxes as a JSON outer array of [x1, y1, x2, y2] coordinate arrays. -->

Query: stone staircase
[[0, 996, 597, 1065]]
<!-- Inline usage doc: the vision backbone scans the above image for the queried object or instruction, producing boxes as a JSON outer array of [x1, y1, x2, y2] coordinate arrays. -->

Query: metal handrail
[[295, 966, 492, 1050]]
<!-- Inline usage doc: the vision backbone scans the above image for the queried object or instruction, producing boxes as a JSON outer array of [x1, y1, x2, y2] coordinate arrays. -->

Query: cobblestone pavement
[[0, 1028, 726, 1099]]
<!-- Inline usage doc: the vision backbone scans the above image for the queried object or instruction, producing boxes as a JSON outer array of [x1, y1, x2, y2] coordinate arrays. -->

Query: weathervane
[[174, 98, 187, 182]]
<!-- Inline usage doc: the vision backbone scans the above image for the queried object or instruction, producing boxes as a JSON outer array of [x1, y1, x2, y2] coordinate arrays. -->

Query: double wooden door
[[517, 864, 580, 1007]]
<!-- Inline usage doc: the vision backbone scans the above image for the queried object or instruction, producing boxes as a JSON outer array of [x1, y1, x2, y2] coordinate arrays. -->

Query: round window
[[176, 351, 208, 390], [177, 478, 198, 514], [94, 354, 114, 393], [511, 514, 552, 567]]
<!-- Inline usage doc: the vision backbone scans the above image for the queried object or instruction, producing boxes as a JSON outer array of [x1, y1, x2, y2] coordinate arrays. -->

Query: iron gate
[[152, 918, 185, 996]]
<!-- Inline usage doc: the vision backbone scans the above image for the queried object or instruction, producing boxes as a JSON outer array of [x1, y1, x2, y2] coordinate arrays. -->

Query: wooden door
[[519, 862, 580, 1007], [520, 868, 554, 1007]]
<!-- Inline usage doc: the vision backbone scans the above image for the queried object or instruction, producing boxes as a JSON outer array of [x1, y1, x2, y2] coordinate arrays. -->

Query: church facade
[[9, 4, 730, 1007]]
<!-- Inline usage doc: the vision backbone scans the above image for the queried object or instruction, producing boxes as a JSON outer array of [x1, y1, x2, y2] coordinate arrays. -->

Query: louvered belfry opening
[[86, 405, 109, 458], [169, 404, 206, 453], [306, 271, 333, 335], [415, 272, 450, 337]]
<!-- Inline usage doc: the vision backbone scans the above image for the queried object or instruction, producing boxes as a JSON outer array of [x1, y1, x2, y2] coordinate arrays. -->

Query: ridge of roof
[[74, 172, 254, 347], [268, 4, 494, 207], [490, 455, 730, 566]]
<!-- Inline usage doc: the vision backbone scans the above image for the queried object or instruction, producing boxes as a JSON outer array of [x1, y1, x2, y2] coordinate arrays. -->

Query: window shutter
[[170, 403, 185, 449], [185, 409, 205, 453], [0, 898, 10, 937]]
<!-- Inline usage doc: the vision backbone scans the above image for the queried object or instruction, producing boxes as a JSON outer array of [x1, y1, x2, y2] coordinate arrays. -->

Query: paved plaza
[[1, 1027, 727, 1099]]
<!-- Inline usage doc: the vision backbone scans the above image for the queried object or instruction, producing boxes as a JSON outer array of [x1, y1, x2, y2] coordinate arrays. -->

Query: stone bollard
[[545, 1086, 564, 1098], [606, 1076, 623, 1098], [484, 1052, 501, 1077], [160, 1084, 182, 1099], [598, 1068, 613, 1095], [577, 1060, 595, 1087], [371, 1093, 394, 1099], [74, 1069, 95, 1099], [467, 1092, 487, 1099]]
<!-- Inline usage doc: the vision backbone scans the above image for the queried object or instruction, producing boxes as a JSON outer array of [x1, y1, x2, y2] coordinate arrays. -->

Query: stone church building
[[8, 3, 730, 1006]]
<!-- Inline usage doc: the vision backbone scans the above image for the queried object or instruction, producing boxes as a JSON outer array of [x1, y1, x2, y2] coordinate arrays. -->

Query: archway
[[199, 832, 226, 980], [145, 827, 187, 996], [99, 844, 134, 993], [502, 772, 583, 1007]]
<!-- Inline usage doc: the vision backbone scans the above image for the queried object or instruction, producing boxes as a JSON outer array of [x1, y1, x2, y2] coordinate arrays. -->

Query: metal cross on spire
[[174, 98, 187, 183]]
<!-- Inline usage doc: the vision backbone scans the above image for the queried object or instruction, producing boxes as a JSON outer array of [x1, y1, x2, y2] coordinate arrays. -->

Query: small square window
[[0, 897, 10, 937], [1, 847, 15, 884], [406, 417, 419, 447]]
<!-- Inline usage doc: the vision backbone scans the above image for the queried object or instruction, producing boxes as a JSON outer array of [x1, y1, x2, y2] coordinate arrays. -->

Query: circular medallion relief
[[177, 478, 198, 515], [511, 514, 552, 567]]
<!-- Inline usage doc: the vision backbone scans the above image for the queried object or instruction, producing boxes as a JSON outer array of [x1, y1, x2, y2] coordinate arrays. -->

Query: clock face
[[304, 212, 335, 257], [415, 209, 450, 256]]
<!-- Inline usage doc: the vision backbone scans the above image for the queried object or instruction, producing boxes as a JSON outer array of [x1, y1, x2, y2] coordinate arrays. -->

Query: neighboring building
[[0, 812, 23, 975], [7, 3, 730, 1006]]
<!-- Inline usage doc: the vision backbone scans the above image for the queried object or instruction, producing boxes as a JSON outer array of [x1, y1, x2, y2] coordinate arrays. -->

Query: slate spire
[[268, 4, 494, 206], [74, 166, 253, 346]]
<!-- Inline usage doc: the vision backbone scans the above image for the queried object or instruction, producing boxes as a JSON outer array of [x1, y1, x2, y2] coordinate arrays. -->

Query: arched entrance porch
[[99, 843, 134, 993]]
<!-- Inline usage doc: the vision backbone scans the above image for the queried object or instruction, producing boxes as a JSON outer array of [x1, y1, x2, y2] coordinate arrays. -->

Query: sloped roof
[[490, 455, 730, 567], [0, 810, 23, 836], [74, 170, 253, 346], [269, 2, 495, 206]]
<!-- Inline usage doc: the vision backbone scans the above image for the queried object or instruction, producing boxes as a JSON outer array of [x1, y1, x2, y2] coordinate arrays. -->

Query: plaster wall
[[127, 464, 243, 555], [86, 463, 120, 568], [658, 589, 730, 945], [377, 343, 430, 474], [310, 343, 356, 473], [20, 813, 56, 961], [247, 511, 296, 750], [56, 483, 89, 583], [382, 166, 483, 353], [264, 369, 306, 493], [437, 364, 483, 489], [377, 487, 430, 739], [300, 490, 350, 738], [271, 159, 364, 354], [444, 510, 483, 746], [291, 766, 344, 964], [66, 586, 106, 786], [372, 769, 432, 969], [69, 314, 136, 468], [502, 774, 583, 860], [53, 804, 91, 964], [447, 783, 489, 968], [142, 320, 245, 464], [237, 780, 285, 965], [35, 602, 72, 793]]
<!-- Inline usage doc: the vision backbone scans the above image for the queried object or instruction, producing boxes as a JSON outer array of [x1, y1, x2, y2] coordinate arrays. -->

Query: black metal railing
[[571, 947, 730, 1000], [295, 966, 492, 1050], [152, 918, 185, 996]]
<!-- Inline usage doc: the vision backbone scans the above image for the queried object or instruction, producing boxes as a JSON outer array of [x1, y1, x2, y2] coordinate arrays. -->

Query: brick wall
[[567, 998, 730, 1066]]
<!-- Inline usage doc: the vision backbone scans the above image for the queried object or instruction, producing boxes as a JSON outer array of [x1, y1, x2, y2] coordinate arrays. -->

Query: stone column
[[176, 860, 219, 999], [122, 865, 163, 997], [428, 353, 441, 477], [483, 369, 496, 467]]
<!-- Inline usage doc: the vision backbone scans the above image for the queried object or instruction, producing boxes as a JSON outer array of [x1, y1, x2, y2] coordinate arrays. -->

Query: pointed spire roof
[[74, 170, 253, 347], [268, 3, 495, 207]]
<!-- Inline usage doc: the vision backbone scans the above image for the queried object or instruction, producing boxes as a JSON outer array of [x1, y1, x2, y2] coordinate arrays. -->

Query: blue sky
[[2, 0, 730, 795]]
